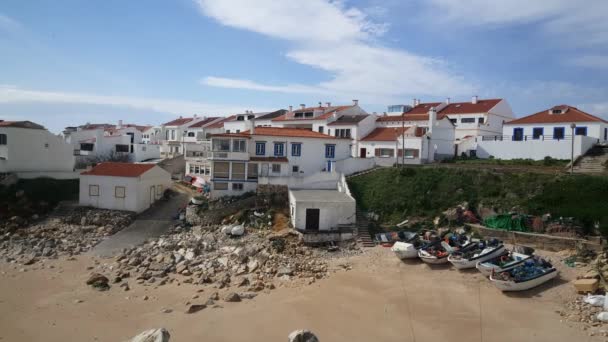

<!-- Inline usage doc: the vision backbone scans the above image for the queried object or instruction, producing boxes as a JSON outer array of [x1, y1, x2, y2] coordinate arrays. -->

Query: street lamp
[[570, 123, 576, 174]]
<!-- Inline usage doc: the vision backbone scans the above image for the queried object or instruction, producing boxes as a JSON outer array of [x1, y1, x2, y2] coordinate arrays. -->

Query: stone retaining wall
[[186, 196, 258, 226], [470, 224, 602, 252]]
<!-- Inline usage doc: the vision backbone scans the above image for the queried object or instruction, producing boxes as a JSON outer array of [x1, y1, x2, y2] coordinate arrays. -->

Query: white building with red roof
[[208, 127, 352, 198], [477, 105, 608, 160], [0, 120, 75, 177], [159, 115, 210, 158], [79, 162, 171, 213]]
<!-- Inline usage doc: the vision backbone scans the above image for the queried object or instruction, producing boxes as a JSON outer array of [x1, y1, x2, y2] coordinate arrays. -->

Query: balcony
[[209, 151, 249, 160]]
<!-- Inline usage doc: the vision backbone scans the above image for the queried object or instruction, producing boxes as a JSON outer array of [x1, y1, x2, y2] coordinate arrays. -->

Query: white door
[[261, 163, 269, 177]]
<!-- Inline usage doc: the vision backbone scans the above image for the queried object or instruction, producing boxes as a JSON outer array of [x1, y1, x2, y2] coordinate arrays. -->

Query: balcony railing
[[210, 151, 249, 160]]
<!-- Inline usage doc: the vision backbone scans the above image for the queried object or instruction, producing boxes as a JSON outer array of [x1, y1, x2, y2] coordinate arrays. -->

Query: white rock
[[128, 328, 170, 342]]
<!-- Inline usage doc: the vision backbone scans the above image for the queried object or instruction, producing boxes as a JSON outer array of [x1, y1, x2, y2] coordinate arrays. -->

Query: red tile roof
[[162, 117, 195, 126], [376, 113, 431, 122], [81, 162, 157, 177], [206, 115, 236, 129], [506, 105, 607, 125], [188, 117, 221, 128], [0, 120, 45, 129], [440, 99, 502, 115], [361, 127, 424, 141], [211, 127, 337, 139], [272, 105, 353, 122], [407, 103, 442, 114]]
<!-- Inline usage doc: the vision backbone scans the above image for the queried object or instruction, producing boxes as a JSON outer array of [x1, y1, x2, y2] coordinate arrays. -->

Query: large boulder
[[288, 330, 319, 342], [128, 328, 170, 342]]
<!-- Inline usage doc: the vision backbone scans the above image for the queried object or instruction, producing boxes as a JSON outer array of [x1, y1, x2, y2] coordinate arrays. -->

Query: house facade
[[64, 121, 160, 163], [159, 116, 210, 158], [0, 120, 75, 176], [79, 162, 171, 213], [209, 127, 351, 198], [477, 105, 608, 160]]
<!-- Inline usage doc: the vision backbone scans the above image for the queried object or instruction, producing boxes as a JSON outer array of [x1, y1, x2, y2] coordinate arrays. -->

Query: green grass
[[348, 167, 608, 235], [0, 178, 79, 218], [444, 156, 569, 167]]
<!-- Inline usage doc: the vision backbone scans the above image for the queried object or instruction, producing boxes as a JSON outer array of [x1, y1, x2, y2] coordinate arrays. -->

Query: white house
[[79, 162, 171, 213], [159, 116, 208, 158], [208, 126, 351, 198], [64, 121, 160, 163], [0, 120, 75, 178], [289, 188, 355, 231], [326, 113, 377, 157], [377, 97, 514, 155], [477, 105, 608, 160], [361, 108, 455, 163], [142, 126, 162, 144]]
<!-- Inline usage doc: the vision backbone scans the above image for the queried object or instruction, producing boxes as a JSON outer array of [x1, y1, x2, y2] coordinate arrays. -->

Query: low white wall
[[335, 158, 375, 175], [477, 136, 597, 160], [133, 144, 161, 162], [258, 171, 340, 190]]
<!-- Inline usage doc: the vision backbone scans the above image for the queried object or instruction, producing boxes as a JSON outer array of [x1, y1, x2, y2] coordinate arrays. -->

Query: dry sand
[[0, 247, 599, 342]]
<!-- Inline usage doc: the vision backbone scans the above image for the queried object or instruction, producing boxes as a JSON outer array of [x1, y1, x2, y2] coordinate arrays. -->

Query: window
[[213, 161, 230, 178], [212, 139, 230, 151], [44, 143, 49, 149], [80, 143, 94, 151], [304, 112, 314, 118], [318, 126, 324, 134], [274, 142, 285, 156], [232, 183, 244, 191], [171, 130, 176, 140], [512, 128, 524, 141], [187, 132, 195, 137], [291, 143, 302, 156], [115, 186, 126, 198], [231, 162, 246, 180], [189, 165, 194, 173], [214, 182, 228, 190], [255, 142, 266, 155], [292, 165, 300, 173], [294, 112, 304, 118], [247, 163, 258, 179], [605, 128, 607, 141], [116, 144, 129, 152], [478, 117, 485, 124], [272, 164, 281, 173], [335, 129, 351, 138], [388, 105, 405, 113], [449, 119, 457, 124], [325, 144, 335, 158], [375, 148, 395, 157], [553, 127, 565, 140], [461, 118, 476, 123], [237, 116, 245, 121], [89, 185, 99, 196], [165, 130, 170, 140], [194, 165, 200, 174], [575, 127, 587, 136], [327, 129, 331, 136], [232, 139, 246, 152], [532, 127, 544, 140]]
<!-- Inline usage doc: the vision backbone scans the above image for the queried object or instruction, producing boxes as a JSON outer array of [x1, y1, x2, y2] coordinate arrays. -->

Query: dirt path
[[90, 187, 190, 257], [0, 247, 597, 342]]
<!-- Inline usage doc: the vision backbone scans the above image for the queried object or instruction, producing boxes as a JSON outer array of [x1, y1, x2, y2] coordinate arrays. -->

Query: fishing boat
[[447, 239, 506, 270], [476, 250, 532, 277], [489, 257, 558, 291], [418, 233, 470, 265]]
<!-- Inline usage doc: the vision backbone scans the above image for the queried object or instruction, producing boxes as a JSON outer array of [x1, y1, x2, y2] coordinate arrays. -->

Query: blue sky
[[1, 0, 607, 133]]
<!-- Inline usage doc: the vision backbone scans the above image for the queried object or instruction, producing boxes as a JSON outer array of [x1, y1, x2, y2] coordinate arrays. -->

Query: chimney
[[326, 102, 331, 107], [428, 107, 437, 134], [288, 105, 293, 112], [117, 120, 123, 129], [472, 95, 478, 104], [413, 98, 417, 107], [352, 99, 359, 106], [300, 104, 306, 110], [249, 118, 255, 135], [318, 102, 322, 108], [446, 97, 450, 105]]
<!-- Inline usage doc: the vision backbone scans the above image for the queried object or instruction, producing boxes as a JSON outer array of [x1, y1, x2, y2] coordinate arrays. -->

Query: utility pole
[[401, 111, 405, 167], [570, 123, 576, 174]]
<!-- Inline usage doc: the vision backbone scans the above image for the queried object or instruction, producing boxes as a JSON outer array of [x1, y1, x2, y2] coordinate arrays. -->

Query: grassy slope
[[347, 167, 608, 234]]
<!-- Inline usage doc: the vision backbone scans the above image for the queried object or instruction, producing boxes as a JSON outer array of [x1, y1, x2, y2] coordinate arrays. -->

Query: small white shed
[[79, 162, 171, 213], [288, 189, 356, 231]]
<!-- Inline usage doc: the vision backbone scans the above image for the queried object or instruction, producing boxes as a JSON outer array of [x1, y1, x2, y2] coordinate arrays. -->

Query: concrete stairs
[[572, 145, 608, 174], [355, 207, 375, 247]]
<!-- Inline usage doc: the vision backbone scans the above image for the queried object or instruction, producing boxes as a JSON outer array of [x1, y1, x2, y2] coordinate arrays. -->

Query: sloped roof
[[212, 127, 337, 140], [440, 99, 502, 115], [376, 113, 430, 122], [272, 105, 353, 122], [256, 109, 287, 120], [407, 103, 442, 115], [506, 105, 607, 125], [81, 162, 156, 177], [206, 115, 236, 129], [188, 117, 221, 128], [163, 117, 195, 126], [327, 114, 369, 126], [0, 120, 45, 130], [361, 127, 424, 141]]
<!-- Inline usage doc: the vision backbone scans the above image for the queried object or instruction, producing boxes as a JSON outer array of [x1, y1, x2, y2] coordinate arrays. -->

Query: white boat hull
[[476, 253, 532, 277], [448, 245, 506, 270], [418, 250, 449, 264], [490, 269, 558, 291], [391, 242, 419, 259]]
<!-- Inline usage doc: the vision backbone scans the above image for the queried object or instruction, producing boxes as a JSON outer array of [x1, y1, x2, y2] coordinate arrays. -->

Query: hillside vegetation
[[347, 167, 608, 235]]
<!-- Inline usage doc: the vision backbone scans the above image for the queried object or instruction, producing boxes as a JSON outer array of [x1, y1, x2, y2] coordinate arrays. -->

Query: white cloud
[[0, 85, 259, 115], [0, 13, 22, 32], [196, 0, 475, 101], [568, 55, 608, 70], [426, 0, 608, 46]]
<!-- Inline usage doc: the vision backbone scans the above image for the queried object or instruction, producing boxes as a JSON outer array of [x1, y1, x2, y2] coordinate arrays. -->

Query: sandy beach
[[0, 246, 598, 342]]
